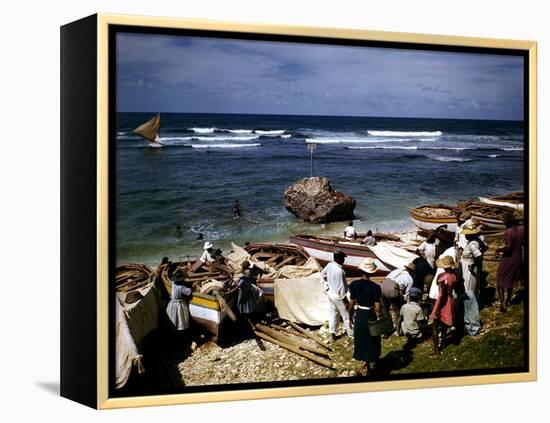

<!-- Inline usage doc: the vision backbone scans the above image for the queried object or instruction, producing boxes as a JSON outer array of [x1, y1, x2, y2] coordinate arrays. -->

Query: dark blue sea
[[116, 113, 524, 267]]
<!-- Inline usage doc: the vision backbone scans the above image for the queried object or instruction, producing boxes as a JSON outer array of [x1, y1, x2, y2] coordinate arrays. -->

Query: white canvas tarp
[[368, 242, 418, 270], [115, 283, 162, 389], [274, 273, 329, 326]]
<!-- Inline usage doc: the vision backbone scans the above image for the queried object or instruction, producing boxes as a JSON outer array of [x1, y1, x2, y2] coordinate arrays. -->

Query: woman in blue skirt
[[348, 258, 382, 376]]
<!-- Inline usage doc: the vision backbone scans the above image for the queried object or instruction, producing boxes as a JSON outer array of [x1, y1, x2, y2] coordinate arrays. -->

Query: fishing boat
[[244, 242, 312, 299], [116, 263, 155, 293], [408, 204, 461, 232], [479, 191, 524, 211], [464, 202, 522, 230], [133, 113, 162, 146], [161, 261, 237, 341], [288, 234, 415, 276]]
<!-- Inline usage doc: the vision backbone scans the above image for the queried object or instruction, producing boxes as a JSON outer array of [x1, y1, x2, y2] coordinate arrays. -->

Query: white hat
[[358, 258, 378, 274], [203, 241, 213, 250]]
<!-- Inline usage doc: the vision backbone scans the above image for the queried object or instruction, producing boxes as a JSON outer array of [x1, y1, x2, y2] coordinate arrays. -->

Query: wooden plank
[[287, 321, 333, 351], [253, 330, 333, 369], [255, 324, 330, 358], [215, 293, 237, 322], [273, 256, 296, 269]]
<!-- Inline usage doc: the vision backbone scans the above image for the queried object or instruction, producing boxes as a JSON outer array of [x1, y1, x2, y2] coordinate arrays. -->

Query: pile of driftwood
[[249, 320, 333, 368]]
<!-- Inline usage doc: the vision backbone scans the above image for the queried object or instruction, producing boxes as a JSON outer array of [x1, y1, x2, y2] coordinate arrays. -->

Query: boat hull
[[289, 235, 391, 276], [409, 215, 458, 232], [479, 197, 524, 211]]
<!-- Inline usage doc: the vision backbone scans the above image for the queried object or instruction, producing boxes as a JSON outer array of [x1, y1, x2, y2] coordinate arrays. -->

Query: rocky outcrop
[[284, 177, 356, 224]]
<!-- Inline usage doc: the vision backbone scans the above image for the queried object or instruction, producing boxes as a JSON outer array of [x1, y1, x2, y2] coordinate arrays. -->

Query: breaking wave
[[367, 130, 442, 137], [427, 155, 473, 162], [186, 143, 261, 149]]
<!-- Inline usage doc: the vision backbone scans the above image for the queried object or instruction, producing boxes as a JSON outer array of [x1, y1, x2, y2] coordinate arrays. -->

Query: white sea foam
[[255, 129, 286, 135], [186, 143, 261, 149], [487, 154, 501, 158], [347, 146, 419, 150], [428, 155, 472, 162], [367, 130, 442, 137], [502, 147, 523, 151], [306, 137, 435, 144], [189, 127, 216, 133], [281, 134, 292, 139], [226, 129, 254, 134], [162, 135, 260, 142]]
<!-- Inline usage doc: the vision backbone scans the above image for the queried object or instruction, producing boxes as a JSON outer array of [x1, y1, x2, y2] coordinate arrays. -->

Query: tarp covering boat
[[115, 279, 163, 389], [367, 242, 418, 271], [274, 274, 329, 326]]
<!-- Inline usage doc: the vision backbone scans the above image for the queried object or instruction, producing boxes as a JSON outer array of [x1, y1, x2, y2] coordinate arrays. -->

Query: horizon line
[[116, 110, 523, 123]]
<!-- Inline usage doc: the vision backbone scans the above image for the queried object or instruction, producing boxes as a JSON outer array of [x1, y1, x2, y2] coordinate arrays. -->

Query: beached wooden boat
[[479, 191, 524, 211], [161, 261, 237, 340], [244, 242, 312, 299], [116, 263, 155, 293], [288, 234, 394, 276], [409, 204, 461, 232], [464, 202, 522, 230]]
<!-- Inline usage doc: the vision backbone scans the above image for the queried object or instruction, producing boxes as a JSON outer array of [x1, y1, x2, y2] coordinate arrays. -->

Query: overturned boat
[[288, 234, 417, 276], [409, 204, 461, 232], [479, 191, 524, 211], [161, 261, 237, 341]]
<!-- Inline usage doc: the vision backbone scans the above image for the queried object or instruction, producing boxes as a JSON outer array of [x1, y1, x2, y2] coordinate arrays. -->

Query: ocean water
[[116, 113, 524, 267]]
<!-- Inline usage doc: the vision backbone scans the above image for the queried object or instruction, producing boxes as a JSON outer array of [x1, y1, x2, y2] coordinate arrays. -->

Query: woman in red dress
[[496, 213, 524, 312], [430, 255, 458, 354]]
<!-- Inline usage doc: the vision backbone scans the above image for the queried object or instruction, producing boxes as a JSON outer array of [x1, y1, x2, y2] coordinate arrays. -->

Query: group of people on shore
[[322, 211, 525, 375]]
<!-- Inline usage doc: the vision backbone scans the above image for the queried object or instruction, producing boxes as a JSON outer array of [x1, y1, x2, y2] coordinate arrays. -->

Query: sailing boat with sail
[[133, 113, 162, 146]]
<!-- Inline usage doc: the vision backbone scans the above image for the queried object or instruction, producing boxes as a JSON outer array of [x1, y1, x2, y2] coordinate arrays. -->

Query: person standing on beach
[[459, 222, 485, 336], [166, 270, 192, 331], [380, 263, 415, 334], [175, 225, 183, 237], [348, 258, 382, 376], [344, 221, 357, 240], [430, 256, 459, 354], [237, 261, 263, 317], [496, 213, 524, 312], [417, 232, 439, 269], [321, 250, 353, 341]]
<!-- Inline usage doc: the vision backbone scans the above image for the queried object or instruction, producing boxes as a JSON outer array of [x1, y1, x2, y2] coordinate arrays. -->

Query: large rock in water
[[284, 177, 356, 223]]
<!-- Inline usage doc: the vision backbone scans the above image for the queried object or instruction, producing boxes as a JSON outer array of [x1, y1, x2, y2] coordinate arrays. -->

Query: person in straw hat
[[430, 255, 460, 354], [496, 212, 524, 312], [166, 269, 192, 331], [460, 221, 487, 299], [458, 221, 485, 336], [347, 258, 382, 376]]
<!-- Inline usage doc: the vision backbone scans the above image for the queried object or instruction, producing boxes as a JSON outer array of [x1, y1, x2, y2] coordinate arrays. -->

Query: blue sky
[[116, 33, 524, 120]]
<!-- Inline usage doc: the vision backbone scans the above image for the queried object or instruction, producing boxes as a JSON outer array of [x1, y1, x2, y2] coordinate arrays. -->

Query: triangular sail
[[133, 114, 160, 142]]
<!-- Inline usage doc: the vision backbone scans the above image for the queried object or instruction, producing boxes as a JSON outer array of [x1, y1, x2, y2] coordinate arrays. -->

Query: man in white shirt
[[380, 263, 415, 333], [343, 221, 357, 240], [417, 234, 439, 269], [321, 250, 352, 341]]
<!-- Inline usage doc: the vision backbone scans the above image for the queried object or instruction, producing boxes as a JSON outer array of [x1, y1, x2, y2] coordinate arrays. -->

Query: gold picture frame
[[61, 13, 537, 409]]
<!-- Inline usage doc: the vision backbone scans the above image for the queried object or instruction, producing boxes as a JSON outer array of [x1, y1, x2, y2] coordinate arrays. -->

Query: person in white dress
[[166, 270, 192, 331], [344, 221, 357, 240]]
